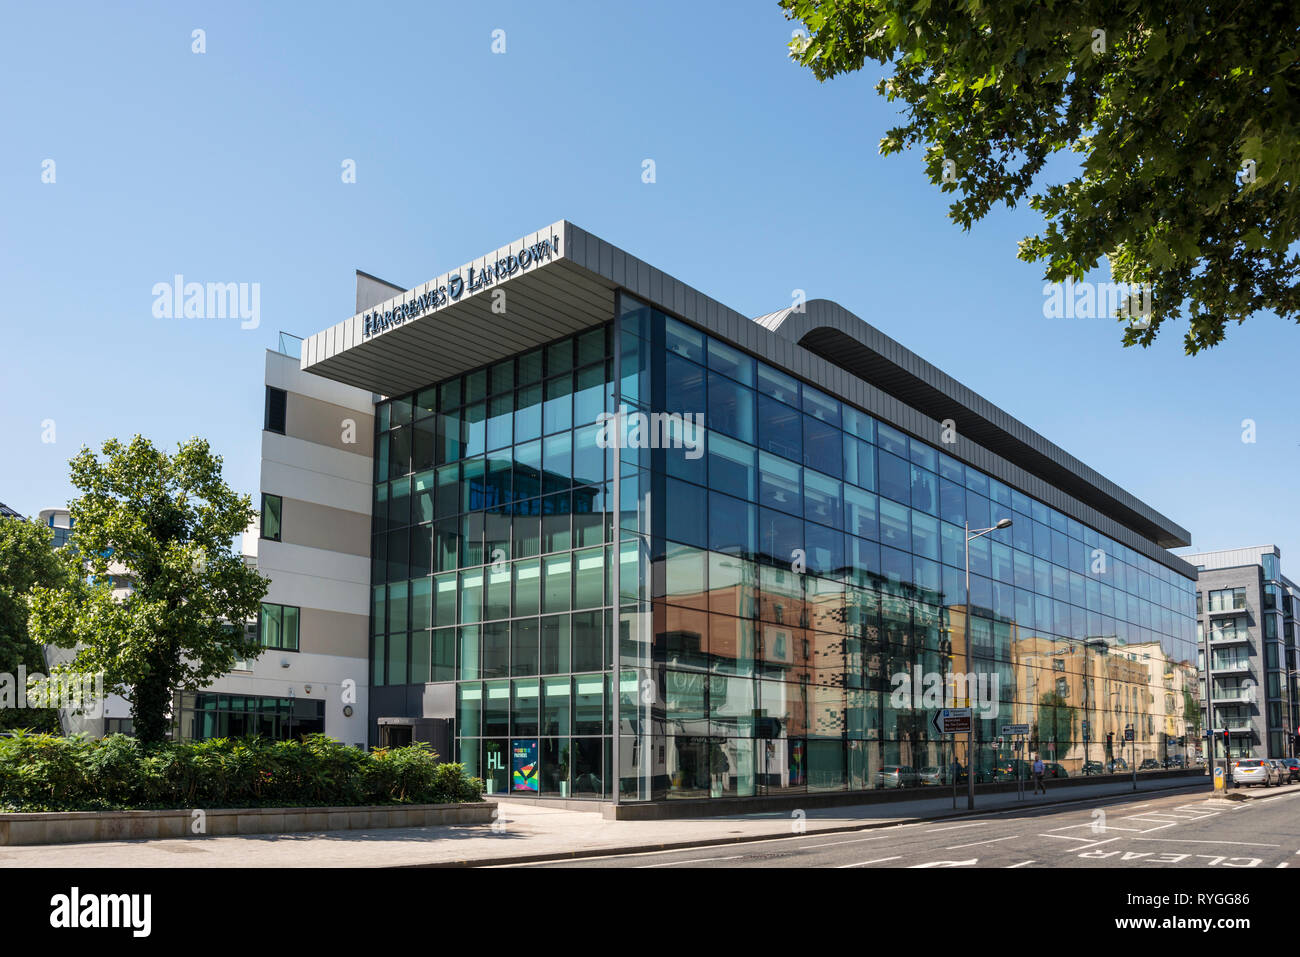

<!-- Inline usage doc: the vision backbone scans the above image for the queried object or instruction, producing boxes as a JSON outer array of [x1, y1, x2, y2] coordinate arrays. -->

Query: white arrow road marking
[[638, 856, 742, 867], [1042, 833, 1100, 842], [837, 857, 902, 868], [909, 859, 978, 868], [1129, 838, 1280, 847], [924, 822, 989, 833], [797, 836, 888, 849], [1007, 861, 1036, 868], [1057, 837, 1119, 852], [946, 835, 1016, 850]]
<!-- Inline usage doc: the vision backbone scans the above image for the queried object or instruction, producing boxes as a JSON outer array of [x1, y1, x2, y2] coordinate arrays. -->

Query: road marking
[[1069, 837, 1121, 851], [923, 822, 989, 833], [1129, 838, 1281, 847], [1042, 833, 1100, 842], [946, 835, 1017, 850], [798, 836, 888, 849], [837, 856, 902, 868], [637, 855, 743, 868], [1007, 860, 1036, 868], [909, 858, 978, 867]]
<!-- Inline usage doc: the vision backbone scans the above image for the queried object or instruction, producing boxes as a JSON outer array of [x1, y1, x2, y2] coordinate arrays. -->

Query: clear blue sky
[[2, 1, 1295, 568]]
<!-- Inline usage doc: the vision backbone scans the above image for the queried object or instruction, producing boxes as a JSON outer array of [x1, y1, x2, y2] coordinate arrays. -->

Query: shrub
[[0, 731, 483, 811]]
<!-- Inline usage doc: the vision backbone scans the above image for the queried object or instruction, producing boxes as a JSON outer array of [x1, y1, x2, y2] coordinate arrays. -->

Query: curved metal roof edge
[[753, 299, 1192, 549]]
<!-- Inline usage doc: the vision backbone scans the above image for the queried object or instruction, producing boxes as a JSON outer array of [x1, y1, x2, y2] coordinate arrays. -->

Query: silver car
[[1267, 759, 1291, 785], [917, 766, 946, 786], [1231, 758, 1275, 787], [876, 765, 919, 789]]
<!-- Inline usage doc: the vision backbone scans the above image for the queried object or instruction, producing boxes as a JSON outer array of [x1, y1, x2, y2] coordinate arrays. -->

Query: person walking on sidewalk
[[1032, 755, 1047, 795]]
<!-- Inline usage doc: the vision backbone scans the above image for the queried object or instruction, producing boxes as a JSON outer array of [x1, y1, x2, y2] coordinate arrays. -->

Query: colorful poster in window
[[788, 738, 806, 786], [512, 739, 539, 792]]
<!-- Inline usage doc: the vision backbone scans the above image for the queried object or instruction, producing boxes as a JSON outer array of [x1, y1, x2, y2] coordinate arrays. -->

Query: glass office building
[[301, 221, 1199, 805]]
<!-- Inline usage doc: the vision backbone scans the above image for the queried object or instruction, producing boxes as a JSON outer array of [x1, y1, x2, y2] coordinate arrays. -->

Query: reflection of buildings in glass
[[1009, 633, 1192, 770]]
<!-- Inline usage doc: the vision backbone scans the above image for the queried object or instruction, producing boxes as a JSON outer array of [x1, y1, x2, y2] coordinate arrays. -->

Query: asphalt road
[[508, 784, 1300, 868]]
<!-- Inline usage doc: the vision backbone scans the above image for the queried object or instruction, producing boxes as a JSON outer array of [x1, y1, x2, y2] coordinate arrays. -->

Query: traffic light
[[1223, 728, 1230, 756]]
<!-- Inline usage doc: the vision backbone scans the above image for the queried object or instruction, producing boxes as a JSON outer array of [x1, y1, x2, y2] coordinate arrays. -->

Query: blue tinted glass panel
[[758, 395, 801, 459], [803, 414, 842, 478]]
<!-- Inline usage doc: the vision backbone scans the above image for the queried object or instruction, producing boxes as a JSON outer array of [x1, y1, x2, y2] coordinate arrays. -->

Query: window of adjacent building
[[1208, 587, 1246, 612], [178, 692, 323, 741], [261, 493, 282, 542], [260, 602, 300, 651], [1209, 616, 1247, 642], [265, 386, 287, 434]]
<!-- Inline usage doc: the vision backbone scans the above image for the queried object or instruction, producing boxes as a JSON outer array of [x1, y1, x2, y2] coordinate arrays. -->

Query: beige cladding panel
[[299, 607, 370, 659], [285, 393, 374, 459], [279, 497, 371, 556]]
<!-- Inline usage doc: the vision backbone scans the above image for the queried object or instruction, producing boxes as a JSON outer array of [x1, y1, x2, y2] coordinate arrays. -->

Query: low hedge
[[0, 731, 484, 811]]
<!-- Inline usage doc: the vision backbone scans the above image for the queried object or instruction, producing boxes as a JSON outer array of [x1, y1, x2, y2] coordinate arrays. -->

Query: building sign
[[512, 739, 539, 793], [361, 235, 560, 340]]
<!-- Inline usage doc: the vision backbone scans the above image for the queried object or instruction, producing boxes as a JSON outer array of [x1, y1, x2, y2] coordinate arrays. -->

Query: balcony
[[1209, 660, 1252, 676], [1208, 632, 1251, 647], [275, 331, 303, 359], [1206, 605, 1248, 618], [1213, 689, 1255, 704]]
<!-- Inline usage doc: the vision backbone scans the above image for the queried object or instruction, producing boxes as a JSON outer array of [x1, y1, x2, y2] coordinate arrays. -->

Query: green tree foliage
[[28, 436, 269, 745], [0, 517, 70, 732], [782, 0, 1300, 352], [1034, 690, 1075, 759]]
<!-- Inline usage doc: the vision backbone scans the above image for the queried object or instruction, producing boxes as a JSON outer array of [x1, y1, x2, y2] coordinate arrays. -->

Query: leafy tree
[[29, 437, 269, 746], [0, 516, 70, 732], [1033, 691, 1075, 760], [782, 0, 1300, 352]]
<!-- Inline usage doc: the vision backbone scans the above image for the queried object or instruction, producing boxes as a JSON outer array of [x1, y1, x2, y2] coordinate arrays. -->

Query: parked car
[[1082, 760, 1104, 776], [1042, 762, 1068, 778], [918, 766, 946, 786], [1106, 758, 1129, 773], [876, 765, 919, 789], [1279, 758, 1300, 783], [1139, 758, 1161, 771], [1267, 759, 1291, 785], [1231, 758, 1275, 787], [1165, 755, 1186, 769]]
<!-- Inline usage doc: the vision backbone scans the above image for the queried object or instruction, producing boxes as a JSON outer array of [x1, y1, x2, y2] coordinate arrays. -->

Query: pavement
[[0, 773, 1221, 868]]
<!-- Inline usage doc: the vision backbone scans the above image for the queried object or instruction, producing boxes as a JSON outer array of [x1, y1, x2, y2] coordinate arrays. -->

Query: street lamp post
[[964, 517, 1012, 810]]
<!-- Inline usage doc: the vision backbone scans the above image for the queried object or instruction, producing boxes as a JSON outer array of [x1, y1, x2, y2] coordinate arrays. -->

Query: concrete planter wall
[[0, 801, 497, 846]]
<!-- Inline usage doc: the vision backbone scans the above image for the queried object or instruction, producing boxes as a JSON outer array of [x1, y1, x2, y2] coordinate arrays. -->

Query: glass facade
[[368, 295, 1198, 801]]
